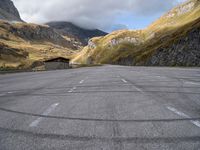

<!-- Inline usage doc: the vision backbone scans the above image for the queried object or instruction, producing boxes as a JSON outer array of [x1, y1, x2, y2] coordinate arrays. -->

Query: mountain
[[0, 21, 76, 69], [46, 21, 108, 46], [0, 0, 23, 22], [0, 1, 79, 69], [73, 0, 200, 66]]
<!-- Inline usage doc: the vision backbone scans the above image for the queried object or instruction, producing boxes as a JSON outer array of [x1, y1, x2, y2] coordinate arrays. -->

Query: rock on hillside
[[0, 21, 76, 49], [146, 26, 200, 66], [0, 0, 23, 22], [46, 21, 107, 46]]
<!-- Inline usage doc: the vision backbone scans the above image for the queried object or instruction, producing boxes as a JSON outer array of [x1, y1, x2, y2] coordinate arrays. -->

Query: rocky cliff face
[[13, 24, 76, 49], [0, 0, 23, 22], [46, 21, 107, 46], [0, 42, 28, 59], [0, 22, 76, 49], [146, 27, 200, 66]]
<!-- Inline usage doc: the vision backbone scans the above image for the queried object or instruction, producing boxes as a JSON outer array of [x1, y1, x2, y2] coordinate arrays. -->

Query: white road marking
[[0, 93, 6, 97], [167, 106, 200, 128], [79, 80, 84, 84], [68, 87, 76, 93], [0, 92, 15, 97], [134, 86, 143, 93], [121, 79, 128, 83], [155, 76, 164, 78], [29, 103, 59, 127], [184, 81, 200, 85], [120, 78, 144, 93], [7, 92, 14, 94]]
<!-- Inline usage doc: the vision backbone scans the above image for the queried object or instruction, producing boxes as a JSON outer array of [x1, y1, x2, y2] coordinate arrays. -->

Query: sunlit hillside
[[0, 21, 77, 69], [73, 0, 200, 66]]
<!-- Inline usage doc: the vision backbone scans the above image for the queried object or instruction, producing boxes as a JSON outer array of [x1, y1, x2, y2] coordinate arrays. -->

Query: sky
[[12, 0, 187, 32]]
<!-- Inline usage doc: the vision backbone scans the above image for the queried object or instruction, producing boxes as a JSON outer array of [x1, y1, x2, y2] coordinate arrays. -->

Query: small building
[[44, 57, 70, 70]]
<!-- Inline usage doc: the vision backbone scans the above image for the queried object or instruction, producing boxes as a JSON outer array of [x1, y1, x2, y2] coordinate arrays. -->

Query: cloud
[[13, 0, 184, 30]]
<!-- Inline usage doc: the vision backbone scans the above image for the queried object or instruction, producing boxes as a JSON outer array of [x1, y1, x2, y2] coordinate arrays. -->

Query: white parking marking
[[185, 81, 200, 85], [0, 92, 15, 97], [68, 87, 76, 93], [7, 92, 14, 94], [29, 103, 59, 127], [134, 86, 143, 93], [155, 76, 163, 78], [167, 106, 200, 128], [79, 80, 84, 84], [0, 94, 6, 97], [121, 79, 128, 83]]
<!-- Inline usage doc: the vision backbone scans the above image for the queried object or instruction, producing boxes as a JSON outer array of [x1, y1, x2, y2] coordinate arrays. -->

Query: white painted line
[[68, 87, 76, 93], [156, 76, 163, 78], [121, 79, 128, 83], [7, 91, 14, 94], [0, 93, 6, 97], [79, 80, 84, 84], [184, 81, 200, 85], [167, 106, 200, 128], [0, 92, 15, 96], [29, 103, 59, 127], [167, 106, 188, 118], [134, 86, 143, 93]]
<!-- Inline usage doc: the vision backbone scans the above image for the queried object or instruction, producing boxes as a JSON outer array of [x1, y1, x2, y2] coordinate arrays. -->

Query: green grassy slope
[[0, 21, 76, 69], [72, 0, 200, 66]]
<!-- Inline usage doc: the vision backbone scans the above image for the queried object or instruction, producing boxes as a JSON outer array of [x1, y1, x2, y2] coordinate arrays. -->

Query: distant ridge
[[46, 21, 108, 46]]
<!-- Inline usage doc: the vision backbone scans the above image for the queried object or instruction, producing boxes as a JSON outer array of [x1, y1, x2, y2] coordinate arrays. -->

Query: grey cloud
[[13, 0, 184, 30]]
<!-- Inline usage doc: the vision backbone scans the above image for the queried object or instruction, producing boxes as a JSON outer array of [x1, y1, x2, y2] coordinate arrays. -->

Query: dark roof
[[44, 57, 70, 63]]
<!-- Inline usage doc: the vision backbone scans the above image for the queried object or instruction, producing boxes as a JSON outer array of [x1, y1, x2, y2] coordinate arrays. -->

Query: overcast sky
[[12, 0, 186, 32]]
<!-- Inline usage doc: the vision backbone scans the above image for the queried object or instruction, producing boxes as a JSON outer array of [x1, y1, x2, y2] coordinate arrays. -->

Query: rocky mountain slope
[[0, 21, 76, 69], [0, 0, 107, 69], [73, 0, 200, 66], [0, 1, 81, 69], [46, 21, 107, 46], [0, 0, 23, 22]]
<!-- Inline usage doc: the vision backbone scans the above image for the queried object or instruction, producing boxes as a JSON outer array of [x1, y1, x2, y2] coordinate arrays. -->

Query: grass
[[72, 0, 200, 65], [0, 21, 76, 69]]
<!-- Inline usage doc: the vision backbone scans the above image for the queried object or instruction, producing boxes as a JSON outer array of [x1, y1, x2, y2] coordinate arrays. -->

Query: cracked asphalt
[[0, 65, 200, 150]]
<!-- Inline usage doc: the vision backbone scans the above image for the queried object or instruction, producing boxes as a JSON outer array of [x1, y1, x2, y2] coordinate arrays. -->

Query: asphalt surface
[[0, 65, 200, 150]]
